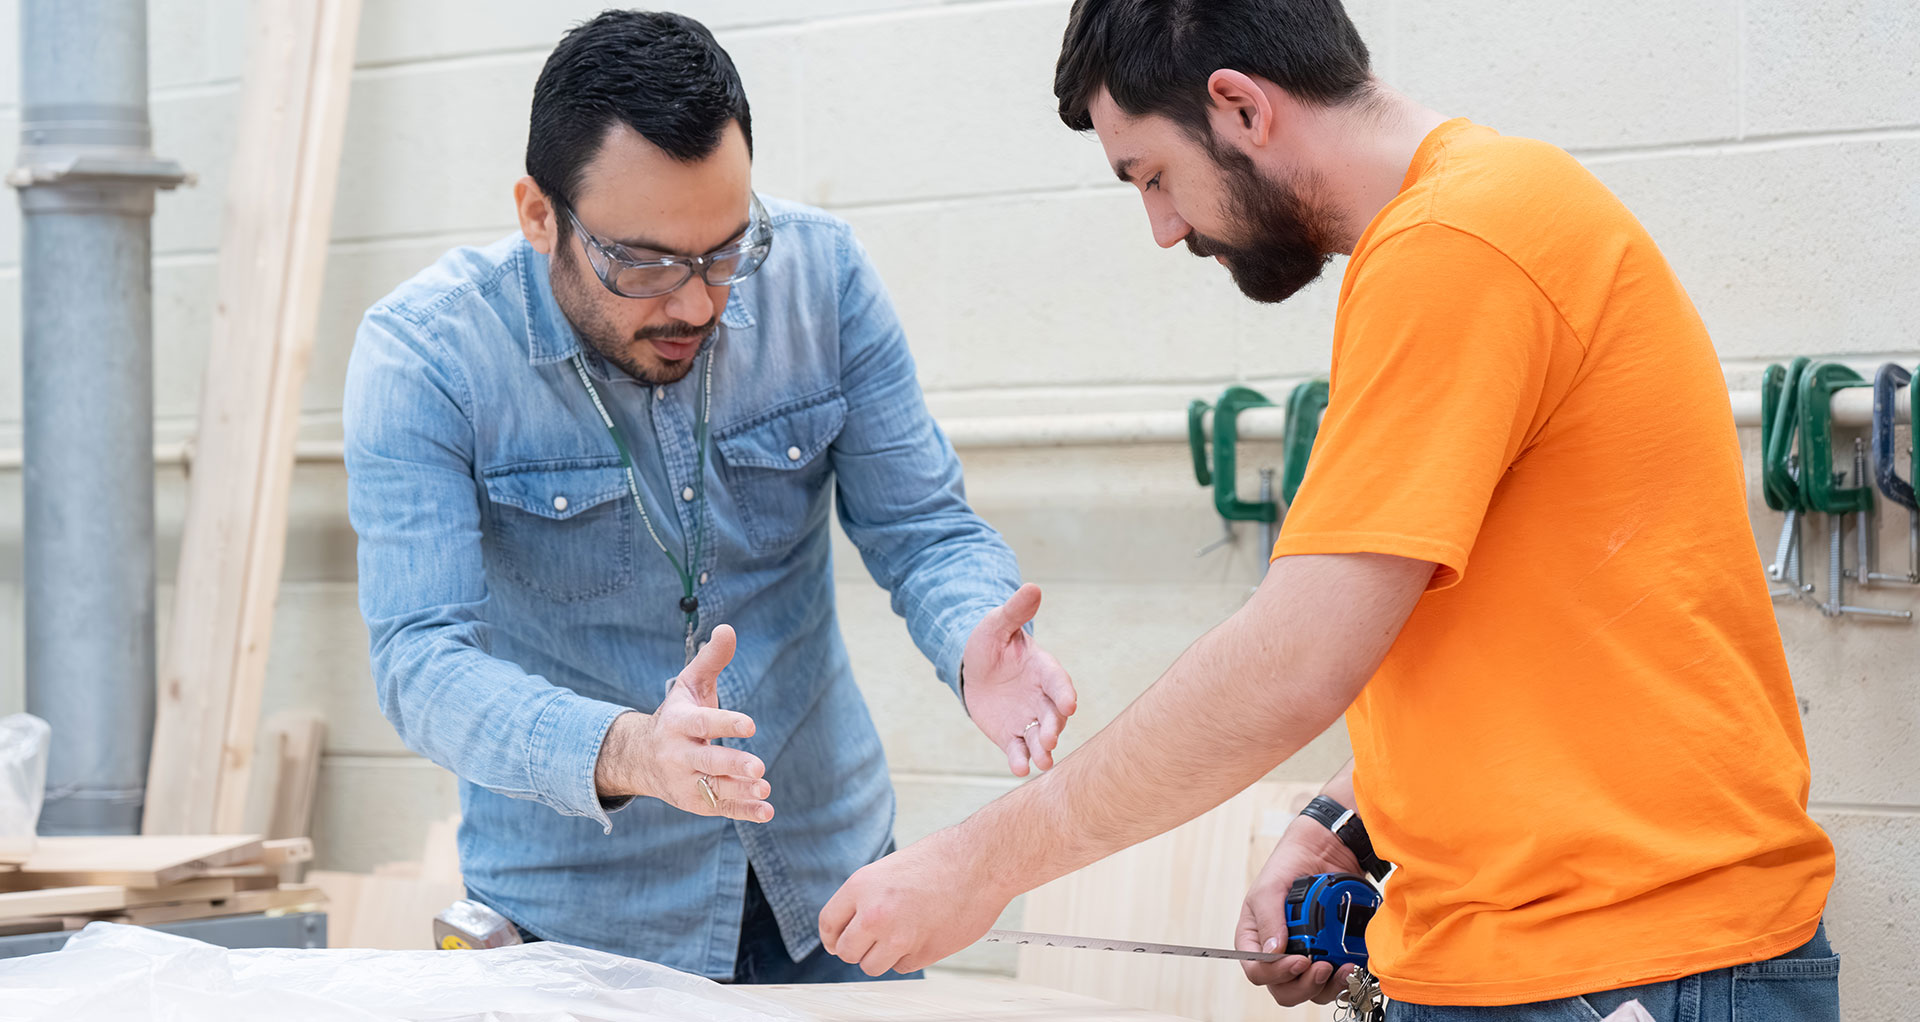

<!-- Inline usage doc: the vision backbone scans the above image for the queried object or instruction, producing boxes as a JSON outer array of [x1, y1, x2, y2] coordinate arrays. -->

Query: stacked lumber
[[0, 834, 324, 935]]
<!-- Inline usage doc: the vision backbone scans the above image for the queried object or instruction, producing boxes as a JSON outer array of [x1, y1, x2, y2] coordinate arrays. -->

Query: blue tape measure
[[1282, 872, 1381, 969]]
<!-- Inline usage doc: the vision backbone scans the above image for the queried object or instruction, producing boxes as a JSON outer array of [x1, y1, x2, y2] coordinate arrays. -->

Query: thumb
[[996, 583, 1042, 637], [677, 624, 737, 708]]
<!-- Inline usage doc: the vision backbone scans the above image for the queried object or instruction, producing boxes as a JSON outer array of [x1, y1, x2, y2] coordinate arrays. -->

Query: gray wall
[[1, 0, 1915, 1015]]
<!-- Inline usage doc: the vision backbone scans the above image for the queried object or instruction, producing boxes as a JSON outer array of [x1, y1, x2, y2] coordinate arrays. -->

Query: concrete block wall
[[0, 0, 1915, 1013]]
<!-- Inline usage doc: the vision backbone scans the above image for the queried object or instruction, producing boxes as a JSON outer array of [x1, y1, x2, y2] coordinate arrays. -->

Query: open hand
[[593, 624, 774, 822], [962, 584, 1078, 775]]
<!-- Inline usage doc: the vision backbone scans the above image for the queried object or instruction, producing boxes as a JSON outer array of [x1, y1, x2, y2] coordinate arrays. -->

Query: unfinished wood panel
[[0, 886, 126, 923], [264, 713, 327, 840], [16, 835, 263, 888], [1017, 782, 1333, 1022], [751, 976, 1199, 1022], [144, 0, 364, 836], [307, 870, 462, 950]]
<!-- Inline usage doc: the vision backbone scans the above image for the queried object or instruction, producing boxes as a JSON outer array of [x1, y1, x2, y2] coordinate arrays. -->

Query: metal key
[[1335, 968, 1384, 1022]]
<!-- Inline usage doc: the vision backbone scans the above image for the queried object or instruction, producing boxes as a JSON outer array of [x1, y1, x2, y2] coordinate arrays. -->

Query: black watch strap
[[1300, 795, 1393, 882]]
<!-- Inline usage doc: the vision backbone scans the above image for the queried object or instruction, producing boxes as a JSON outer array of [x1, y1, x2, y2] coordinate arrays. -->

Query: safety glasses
[[566, 193, 773, 299]]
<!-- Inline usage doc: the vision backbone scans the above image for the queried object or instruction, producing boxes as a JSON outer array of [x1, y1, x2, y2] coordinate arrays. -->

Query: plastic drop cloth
[[0, 713, 50, 861], [0, 922, 813, 1022]]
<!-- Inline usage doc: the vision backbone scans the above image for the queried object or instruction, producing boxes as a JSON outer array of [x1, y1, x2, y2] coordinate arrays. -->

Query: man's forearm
[[964, 554, 1430, 894], [1319, 758, 1357, 808]]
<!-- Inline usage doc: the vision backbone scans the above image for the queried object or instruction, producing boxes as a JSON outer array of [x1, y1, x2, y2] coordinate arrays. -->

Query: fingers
[[1242, 952, 1312, 990], [1025, 708, 1066, 771], [1304, 961, 1350, 1005], [711, 795, 774, 823], [689, 743, 765, 781], [1003, 735, 1032, 778], [675, 623, 737, 708], [701, 774, 771, 802], [1040, 662, 1078, 718], [685, 706, 756, 741], [834, 924, 877, 971], [818, 886, 854, 955], [994, 583, 1043, 636]]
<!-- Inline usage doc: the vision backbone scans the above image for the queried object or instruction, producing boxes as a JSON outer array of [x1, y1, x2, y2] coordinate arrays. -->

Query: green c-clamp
[[1798, 360, 1874, 513], [1186, 386, 1279, 523], [1281, 378, 1329, 505], [1760, 357, 1810, 512]]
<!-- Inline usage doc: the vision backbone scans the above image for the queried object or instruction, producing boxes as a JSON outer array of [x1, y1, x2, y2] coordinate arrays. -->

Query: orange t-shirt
[[1270, 119, 1834, 1005]]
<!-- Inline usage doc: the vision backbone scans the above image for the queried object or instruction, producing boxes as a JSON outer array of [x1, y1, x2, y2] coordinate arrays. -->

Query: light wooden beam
[[144, 0, 362, 834]]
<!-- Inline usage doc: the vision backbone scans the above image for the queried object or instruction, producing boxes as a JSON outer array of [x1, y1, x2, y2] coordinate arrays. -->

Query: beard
[[1185, 141, 1344, 305], [550, 240, 715, 385]]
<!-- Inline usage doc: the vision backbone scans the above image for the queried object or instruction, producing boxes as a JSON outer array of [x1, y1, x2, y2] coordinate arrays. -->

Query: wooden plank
[[1016, 782, 1332, 1022], [748, 976, 1199, 1022], [225, 882, 326, 914], [260, 837, 314, 868], [77, 884, 326, 927], [123, 877, 239, 907], [143, 0, 364, 836], [17, 835, 263, 888], [0, 886, 126, 923], [264, 714, 326, 841]]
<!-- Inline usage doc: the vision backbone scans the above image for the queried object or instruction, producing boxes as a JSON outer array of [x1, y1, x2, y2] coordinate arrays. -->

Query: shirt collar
[[518, 235, 756, 369]]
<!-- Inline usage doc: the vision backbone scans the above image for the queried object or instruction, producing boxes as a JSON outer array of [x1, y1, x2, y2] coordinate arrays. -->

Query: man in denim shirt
[[342, 11, 1076, 982]]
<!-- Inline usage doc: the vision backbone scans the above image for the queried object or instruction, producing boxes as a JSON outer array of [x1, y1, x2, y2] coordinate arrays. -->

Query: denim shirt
[[342, 197, 1021, 977]]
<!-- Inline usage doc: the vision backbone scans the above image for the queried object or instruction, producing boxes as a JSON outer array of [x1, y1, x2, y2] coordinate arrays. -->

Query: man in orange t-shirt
[[815, 2, 1840, 1018]]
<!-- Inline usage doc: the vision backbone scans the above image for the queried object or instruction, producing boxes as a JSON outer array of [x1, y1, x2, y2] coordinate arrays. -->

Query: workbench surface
[[746, 974, 1199, 1021]]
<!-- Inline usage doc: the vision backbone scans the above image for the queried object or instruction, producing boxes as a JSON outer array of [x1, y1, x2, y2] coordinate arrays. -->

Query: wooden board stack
[[0, 835, 324, 936]]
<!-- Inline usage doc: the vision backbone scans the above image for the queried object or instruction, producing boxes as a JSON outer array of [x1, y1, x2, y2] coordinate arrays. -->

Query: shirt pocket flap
[[714, 392, 848, 471], [483, 458, 630, 520]]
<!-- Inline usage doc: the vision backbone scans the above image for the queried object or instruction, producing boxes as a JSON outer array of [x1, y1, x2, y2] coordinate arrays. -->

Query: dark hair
[[527, 9, 752, 226], [1054, 0, 1372, 137]]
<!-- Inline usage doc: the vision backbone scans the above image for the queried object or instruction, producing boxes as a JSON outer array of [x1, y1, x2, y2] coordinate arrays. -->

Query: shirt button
[[681, 486, 695, 502], [699, 571, 710, 585], [552, 495, 568, 512], [653, 388, 664, 402], [786, 446, 802, 462]]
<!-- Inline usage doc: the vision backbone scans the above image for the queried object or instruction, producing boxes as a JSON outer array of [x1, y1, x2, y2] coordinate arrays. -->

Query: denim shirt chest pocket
[[714, 391, 847, 555], [481, 457, 635, 602]]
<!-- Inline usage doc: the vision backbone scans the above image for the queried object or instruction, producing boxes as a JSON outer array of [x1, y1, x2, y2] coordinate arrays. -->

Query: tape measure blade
[[984, 928, 1282, 963]]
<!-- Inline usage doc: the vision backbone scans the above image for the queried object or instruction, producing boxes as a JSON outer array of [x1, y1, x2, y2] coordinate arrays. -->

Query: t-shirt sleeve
[[1271, 222, 1572, 589]]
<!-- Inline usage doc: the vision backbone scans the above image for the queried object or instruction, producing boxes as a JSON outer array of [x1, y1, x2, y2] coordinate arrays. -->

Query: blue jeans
[[1386, 923, 1839, 1022]]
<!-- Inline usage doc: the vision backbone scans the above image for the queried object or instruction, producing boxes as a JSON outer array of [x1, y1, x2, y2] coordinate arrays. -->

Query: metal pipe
[[0, 386, 1902, 467], [11, 0, 188, 834]]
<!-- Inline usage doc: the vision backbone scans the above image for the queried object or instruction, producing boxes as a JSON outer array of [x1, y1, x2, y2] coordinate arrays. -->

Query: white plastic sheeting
[[0, 923, 811, 1022]]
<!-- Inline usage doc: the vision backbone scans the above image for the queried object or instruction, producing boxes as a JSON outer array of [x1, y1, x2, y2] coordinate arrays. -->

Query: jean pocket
[[482, 458, 635, 603], [1731, 952, 1840, 1022], [714, 391, 846, 555]]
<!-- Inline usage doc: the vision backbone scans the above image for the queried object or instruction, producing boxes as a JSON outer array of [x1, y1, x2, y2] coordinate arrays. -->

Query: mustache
[[635, 316, 717, 342], [1185, 233, 1225, 259]]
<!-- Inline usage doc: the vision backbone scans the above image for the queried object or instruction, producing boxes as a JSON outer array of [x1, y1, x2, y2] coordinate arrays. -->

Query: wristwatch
[[1299, 795, 1394, 882]]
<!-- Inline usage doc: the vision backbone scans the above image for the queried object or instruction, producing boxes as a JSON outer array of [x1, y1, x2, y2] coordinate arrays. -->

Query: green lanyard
[[570, 350, 713, 664]]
